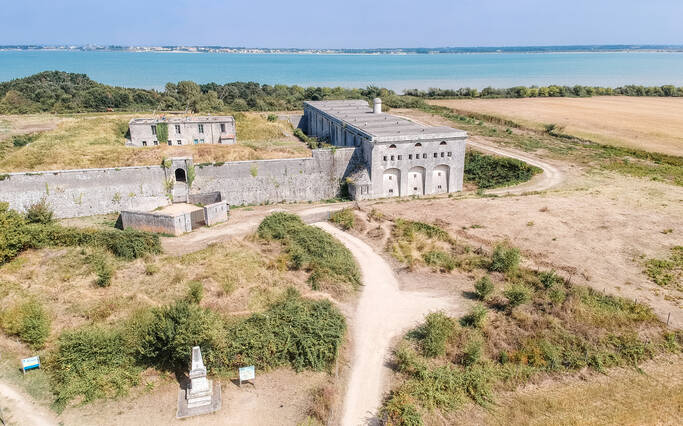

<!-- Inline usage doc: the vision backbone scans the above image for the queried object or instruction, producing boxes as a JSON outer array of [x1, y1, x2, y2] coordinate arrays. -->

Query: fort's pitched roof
[[304, 100, 466, 142]]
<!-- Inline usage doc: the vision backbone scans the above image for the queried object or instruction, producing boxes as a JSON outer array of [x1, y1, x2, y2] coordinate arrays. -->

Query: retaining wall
[[0, 148, 361, 218]]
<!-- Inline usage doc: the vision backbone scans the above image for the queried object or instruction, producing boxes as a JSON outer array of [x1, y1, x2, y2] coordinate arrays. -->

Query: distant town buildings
[[127, 116, 236, 147]]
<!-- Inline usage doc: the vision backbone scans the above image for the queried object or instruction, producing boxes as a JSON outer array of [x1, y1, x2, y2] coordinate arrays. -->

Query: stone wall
[[0, 166, 169, 218], [191, 148, 361, 206], [203, 201, 229, 226], [0, 148, 361, 218]]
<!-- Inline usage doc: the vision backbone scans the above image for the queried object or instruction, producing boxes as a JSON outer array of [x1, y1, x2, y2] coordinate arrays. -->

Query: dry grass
[[0, 239, 309, 342], [429, 97, 683, 156], [0, 112, 309, 172], [447, 356, 683, 426]]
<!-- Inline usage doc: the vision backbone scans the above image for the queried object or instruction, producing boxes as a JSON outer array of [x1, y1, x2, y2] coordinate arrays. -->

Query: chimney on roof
[[373, 98, 382, 114]]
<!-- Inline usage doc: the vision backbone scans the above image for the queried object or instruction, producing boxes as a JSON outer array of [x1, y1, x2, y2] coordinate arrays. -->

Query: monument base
[[176, 381, 222, 419]]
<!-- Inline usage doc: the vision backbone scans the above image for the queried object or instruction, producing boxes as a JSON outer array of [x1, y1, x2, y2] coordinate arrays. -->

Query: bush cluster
[[0, 202, 161, 265], [0, 299, 51, 349], [489, 243, 521, 273], [258, 212, 360, 290], [464, 151, 542, 189], [48, 289, 345, 408], [415, 312, 455, 357], [329, 208, 355, 230]]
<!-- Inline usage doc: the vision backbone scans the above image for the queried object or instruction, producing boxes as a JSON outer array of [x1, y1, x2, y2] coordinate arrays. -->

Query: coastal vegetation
[[1, 71, 681, 116]]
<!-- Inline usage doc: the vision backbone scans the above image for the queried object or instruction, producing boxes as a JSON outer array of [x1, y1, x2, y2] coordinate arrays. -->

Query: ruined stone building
[[127, 116, 236, 147], [303, 99, 467, 199]]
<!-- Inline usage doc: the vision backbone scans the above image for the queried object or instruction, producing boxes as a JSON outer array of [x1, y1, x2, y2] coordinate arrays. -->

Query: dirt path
[[314, 223, 458, 426], [0, 381, 57, 426]]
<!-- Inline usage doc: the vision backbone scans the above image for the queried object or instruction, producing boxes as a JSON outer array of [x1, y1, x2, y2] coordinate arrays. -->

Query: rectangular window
[[198, 124, 204, 133], [390, 155, 395, 161], [423, 153, 427, 159], [441, 152, 445, 157], [142, 141, 147, 146], [448, 152, 452, 157], [434, 153, 438, 158], [398, 155, 402, 160], [151, 125, 156, 135], [175, 124, 181, 134], [177, 140, 182, 145], [200, 139, 205, 144], [168, 141, 173, 146], [167, 140, 171, 145], [220, 123, 226, 132], [383, 156, 388, 161], [408, 154, 412, 160], [154, 141, 159, 146], [194, 139, 199, 145]]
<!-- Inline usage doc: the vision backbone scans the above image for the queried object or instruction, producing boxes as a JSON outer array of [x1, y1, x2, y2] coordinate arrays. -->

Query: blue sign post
[[21, 356, 40, 374]]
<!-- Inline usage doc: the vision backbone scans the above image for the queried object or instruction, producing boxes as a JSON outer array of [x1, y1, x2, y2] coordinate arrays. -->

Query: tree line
[[1, 71, 681, 114]]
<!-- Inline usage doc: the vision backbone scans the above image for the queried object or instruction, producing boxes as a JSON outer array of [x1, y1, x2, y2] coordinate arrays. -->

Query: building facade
[[303, 99, 467, 199], [127, 116, 236, 147]]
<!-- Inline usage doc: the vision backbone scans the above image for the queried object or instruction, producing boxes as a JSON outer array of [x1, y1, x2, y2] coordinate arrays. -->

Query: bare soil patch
[[428, 97, 683, 156]]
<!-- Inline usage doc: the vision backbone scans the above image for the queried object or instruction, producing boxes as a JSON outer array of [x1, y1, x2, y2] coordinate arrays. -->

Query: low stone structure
[[121, 201, 228, 235], [177, 346, 221, 419], [128, 115, 236, 147]]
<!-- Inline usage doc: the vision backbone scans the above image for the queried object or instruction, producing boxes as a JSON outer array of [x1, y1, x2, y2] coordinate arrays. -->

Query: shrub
[[539, 270, 559, 289], [258, 213, 360, 290], [489, 243, 520, 273], [267, 113, 278, 122], [0, 202, 31, 264], [464, 151, 542, 189], [24, 197, 54, 224], [10, 133, 39, 147], [223, 289, 346, 371], [503, 283, 532, 308], [1, 299, 51, 348], [330, 208, 355, 230], [423, 250, 456, 272], [87, 252, 113, 287], [186, 280, 204, 304], [460, 304, 488, 328], [49, 326, 141, 411], [418, 312, 455, 357], [382, 391, 424, 426], [127, 300, 225, 372], [474, 276, 494, 300]]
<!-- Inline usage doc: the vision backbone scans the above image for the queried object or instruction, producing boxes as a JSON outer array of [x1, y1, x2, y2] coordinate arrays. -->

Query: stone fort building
[[128, 116, 236, 147], [303, 99, 466, 199]]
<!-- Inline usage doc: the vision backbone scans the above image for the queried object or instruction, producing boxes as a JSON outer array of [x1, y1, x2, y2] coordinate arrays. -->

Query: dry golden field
[[429, 96, 683, 156]]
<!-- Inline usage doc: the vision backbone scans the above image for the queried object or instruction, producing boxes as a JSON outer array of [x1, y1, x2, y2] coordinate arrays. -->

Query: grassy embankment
[[0, 112, 308, 172], [412, 104, 683, 186], [374, 217, 681, 425], [0, 207, 355, 420]]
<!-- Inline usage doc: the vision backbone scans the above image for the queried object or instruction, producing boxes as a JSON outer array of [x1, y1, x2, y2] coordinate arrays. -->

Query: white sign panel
[[21, 356, 40, 373], [238, 365, 255, 382]]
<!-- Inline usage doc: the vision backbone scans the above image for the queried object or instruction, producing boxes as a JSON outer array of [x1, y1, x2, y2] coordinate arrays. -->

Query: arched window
[[389, 144, 397, 149], [415, 142, 422, 147], [175, 168, 186, 182], [440, 141, 447, 145]]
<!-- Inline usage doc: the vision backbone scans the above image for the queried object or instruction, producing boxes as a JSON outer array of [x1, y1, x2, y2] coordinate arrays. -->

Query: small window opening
[[440, 141, 447, 145], [175, 168, 186, 182]]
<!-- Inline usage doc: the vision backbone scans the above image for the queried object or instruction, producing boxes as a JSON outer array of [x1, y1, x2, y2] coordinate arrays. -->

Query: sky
[[1, 0, 682, 48]]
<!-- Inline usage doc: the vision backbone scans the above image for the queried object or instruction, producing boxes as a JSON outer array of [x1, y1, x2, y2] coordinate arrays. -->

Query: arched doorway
[[175, 168, 186, 182], [382, 168, 400, 197], [407, 166, 425, 196], [432, 165, 449, 194]]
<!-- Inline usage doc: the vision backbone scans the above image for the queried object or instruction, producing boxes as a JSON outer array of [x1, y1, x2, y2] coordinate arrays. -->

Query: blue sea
[[1, 50, 683, 92]]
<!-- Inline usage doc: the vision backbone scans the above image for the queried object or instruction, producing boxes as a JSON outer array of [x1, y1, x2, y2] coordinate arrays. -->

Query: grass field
[[429, 97, 683, 157], [0, 112, 309, 172]]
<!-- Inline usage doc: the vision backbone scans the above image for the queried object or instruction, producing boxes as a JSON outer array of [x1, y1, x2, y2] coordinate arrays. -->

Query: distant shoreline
[[1, 45, 683, 55]]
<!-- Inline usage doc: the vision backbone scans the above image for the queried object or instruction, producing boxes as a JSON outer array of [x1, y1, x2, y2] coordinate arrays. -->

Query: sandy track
[[0, 382, 57, 426], [314, 223, 456, 426]]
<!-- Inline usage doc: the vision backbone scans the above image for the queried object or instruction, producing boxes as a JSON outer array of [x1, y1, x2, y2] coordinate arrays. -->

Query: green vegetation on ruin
[[257, 212, 361, 292], [464, 151, 542, 189]]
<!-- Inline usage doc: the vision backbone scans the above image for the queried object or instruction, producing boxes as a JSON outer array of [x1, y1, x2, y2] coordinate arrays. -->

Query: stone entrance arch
[[175, 168, 187, 182], [432, 165, 449, 194], [407, 166, 425, 196], [382, 168, 400, 197]]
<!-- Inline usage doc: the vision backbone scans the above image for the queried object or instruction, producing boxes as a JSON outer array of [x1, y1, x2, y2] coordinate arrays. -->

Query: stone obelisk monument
[[177, 346, 221, 418]]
